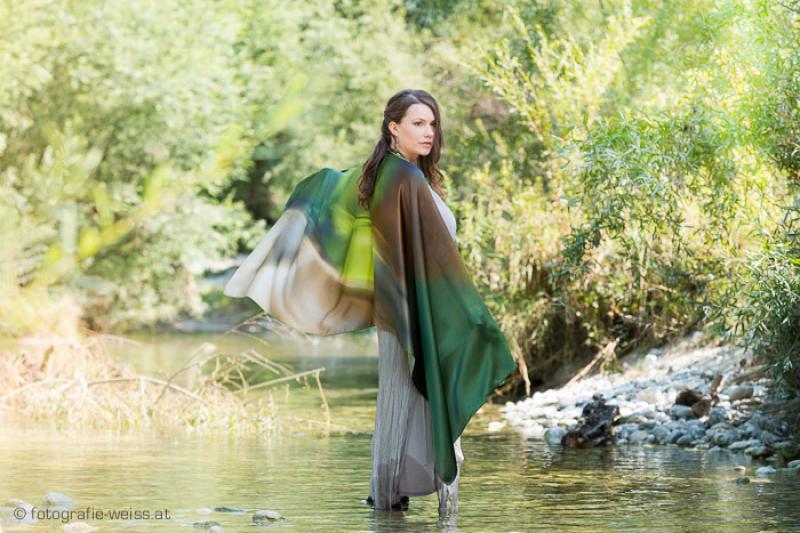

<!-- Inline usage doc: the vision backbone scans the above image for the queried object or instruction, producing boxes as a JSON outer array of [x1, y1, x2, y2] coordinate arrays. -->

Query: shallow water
[[2, 332, 799, 532]]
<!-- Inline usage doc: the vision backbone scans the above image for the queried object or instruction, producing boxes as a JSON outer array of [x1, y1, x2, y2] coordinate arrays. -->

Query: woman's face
[[389, 103, 435, 163]]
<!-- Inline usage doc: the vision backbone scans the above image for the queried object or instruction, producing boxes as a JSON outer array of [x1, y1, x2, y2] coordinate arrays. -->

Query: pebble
[[692, 398, 712, 418], [544, 427, 566, 445], [501, 333, 789, 468], [729, 439, 763, 452], [652, 426, 671, 444], [670, 405, 695, 419], [755, 466, 777, 476], [193, 521, 223, 528], [725, 385, 754, 402], [707, 406, 730, 426], [252, 510, 282, 522], [759, 431, 778, 446], [711, 430, 736, 447], [775, 441, 800, 461], [745, 445, 770, 458], [43, 492, 75, 509]]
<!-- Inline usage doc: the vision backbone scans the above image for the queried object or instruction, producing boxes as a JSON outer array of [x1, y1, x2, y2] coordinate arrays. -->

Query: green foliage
[[4, 0, 800, 399], [442, 0, 799, 393], [719, 200, 800, 394], [745, 1, 800, 180], [561, 108, 741, 281], [0, 0, 418, 333], [707, 0, 800, 395], [456, 157, 587, 390], [226, 0, 421, 222], [0, 0, 265, 333]]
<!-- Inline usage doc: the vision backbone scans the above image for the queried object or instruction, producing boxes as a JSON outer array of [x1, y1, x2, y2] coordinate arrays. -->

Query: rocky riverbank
[[498, 332, 800, 477]]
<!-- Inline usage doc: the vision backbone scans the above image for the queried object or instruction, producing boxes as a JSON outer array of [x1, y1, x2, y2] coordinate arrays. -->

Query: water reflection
[[1, 333, 799, 531]]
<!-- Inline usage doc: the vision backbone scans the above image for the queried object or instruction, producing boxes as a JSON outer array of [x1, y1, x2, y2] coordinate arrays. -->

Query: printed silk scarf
[[224, 151, 517, 484]]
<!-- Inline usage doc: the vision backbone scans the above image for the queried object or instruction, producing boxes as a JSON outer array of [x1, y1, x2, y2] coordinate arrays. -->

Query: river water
[[1, 332, 799, 532]]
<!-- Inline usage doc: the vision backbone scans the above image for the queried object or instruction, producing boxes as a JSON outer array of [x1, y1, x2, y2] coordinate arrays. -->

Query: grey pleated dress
[[369, 181, 464, 513]]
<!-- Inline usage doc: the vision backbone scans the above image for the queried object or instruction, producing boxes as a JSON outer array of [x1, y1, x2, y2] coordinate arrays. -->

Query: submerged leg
[[369, 329, 416, 510], [369, 328, 466, 513], [436, 436, 464, 516]]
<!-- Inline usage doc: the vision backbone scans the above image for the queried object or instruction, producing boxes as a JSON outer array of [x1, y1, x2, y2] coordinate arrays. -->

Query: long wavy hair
[[357, 89, 446, 209]]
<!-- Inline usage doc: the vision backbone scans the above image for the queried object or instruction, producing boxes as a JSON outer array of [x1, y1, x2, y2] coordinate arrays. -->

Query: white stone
[[544, 427, 567, 445], [755, 466, 777, 476], [488, 421, 506, 432]]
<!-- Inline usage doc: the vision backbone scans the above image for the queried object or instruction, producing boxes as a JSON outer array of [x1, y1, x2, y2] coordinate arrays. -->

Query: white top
[[427, 183, 457, 240]]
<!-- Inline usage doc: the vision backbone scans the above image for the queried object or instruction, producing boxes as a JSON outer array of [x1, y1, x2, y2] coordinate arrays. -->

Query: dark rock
[[562, 394, 619, 448], [775, 441, 800, 461], [675, 389, 703, 406], [692, 397, 712, 418]]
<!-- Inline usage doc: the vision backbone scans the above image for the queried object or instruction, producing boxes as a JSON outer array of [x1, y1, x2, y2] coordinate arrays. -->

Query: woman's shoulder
[[383, 153, 427, 187]]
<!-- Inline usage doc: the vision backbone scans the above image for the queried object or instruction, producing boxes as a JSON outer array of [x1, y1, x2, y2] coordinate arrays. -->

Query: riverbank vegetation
[[0, 314, 335, 434], [1, 0, 798, 417]]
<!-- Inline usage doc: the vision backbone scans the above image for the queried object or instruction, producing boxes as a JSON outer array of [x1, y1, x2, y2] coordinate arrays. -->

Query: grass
[[0, 313, 343, 436]]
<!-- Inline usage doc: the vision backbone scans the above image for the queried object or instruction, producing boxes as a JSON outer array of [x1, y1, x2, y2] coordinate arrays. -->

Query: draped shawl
[[223, 151, 517, 484]]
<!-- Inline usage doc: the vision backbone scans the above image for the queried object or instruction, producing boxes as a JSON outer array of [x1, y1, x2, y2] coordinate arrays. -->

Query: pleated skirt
[[369, 328, 464, 513]]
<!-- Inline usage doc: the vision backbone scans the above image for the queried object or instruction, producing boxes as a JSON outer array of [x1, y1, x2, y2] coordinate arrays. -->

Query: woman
[[223, 89, 517, 515]]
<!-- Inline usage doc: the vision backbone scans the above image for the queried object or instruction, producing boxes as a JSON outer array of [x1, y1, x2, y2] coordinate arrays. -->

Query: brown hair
[[357, 89, 446, 208]]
